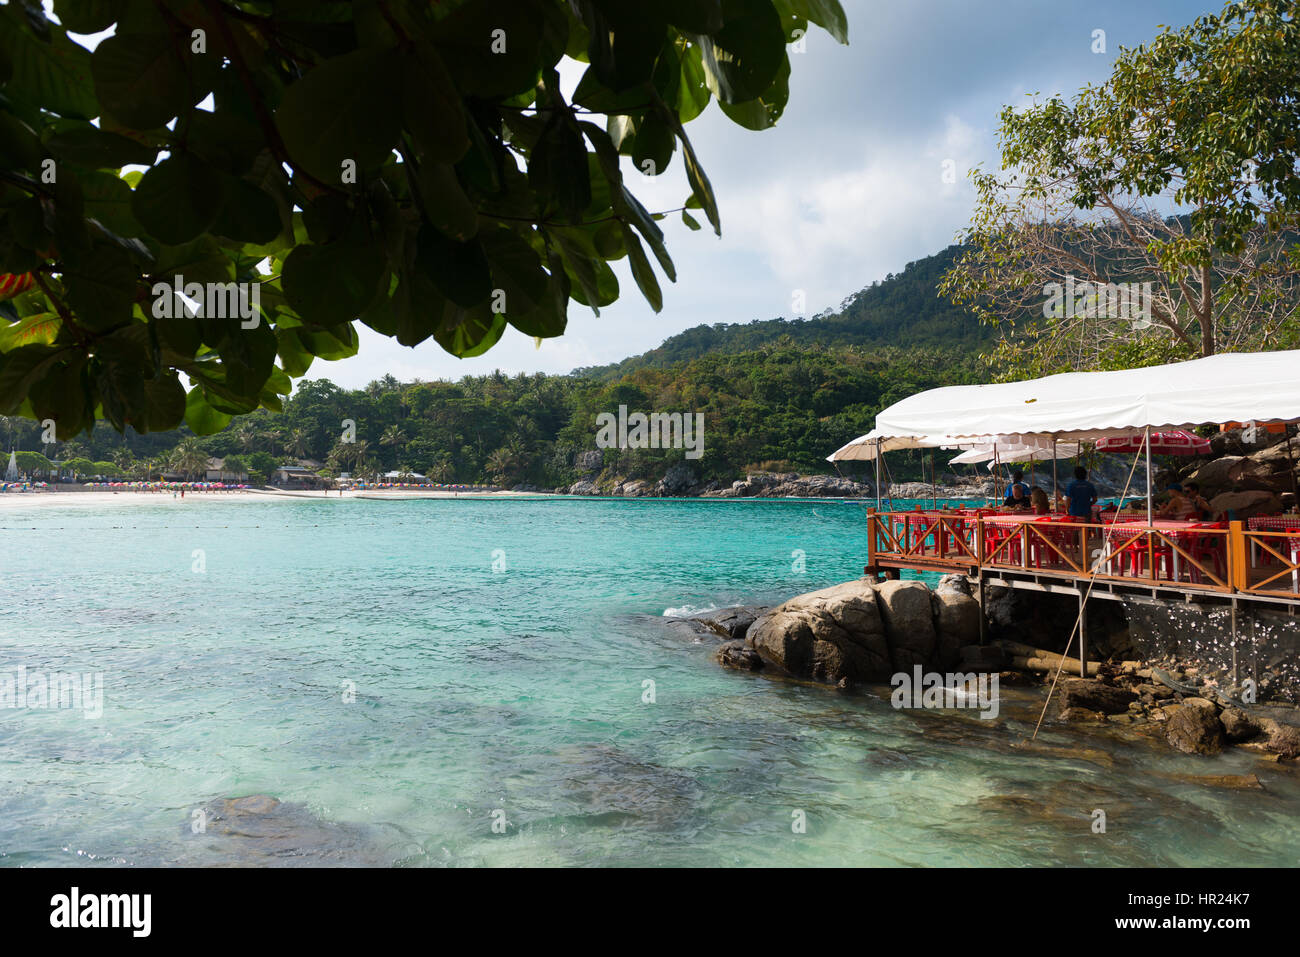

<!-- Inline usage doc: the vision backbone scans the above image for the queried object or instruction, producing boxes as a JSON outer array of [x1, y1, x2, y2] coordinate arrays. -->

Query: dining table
[[1105, 518, 1210, 581]]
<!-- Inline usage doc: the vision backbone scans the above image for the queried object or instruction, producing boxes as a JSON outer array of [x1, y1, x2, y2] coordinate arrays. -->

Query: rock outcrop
[[738, 578, 978, 685]]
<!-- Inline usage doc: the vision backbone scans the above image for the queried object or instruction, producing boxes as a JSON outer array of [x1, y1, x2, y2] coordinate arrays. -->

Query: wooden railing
[[866, 509, 1300, 599]]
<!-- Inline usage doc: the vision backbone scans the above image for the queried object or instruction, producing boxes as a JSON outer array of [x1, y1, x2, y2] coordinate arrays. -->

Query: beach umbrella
[[1095, 429, 1211, 455]]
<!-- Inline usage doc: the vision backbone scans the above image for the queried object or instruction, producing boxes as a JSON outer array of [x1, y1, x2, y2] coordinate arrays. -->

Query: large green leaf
[[131, 153, 225, 245], [281, 239, 386, 327], [718, 53, 790, 131], [63, 244, 137, 331], [45, 122, 157, 169], [415, 224, 492, 308], [184, 384, 233, 435], [91, 31, 194, 130], [401, 43, 468, 164], [433, 304, 507, 358], [418, 161, 478, 242], [210, 176, 282, 245], [80, 169, 143, 238], [0, 312, 61, 352], [696, 0, 785, 105], [434, 0, 545, 98], [621, 222, 662, 312], [275, 46, 402, 184], [784, 0, 848, 44], [632, 110, 675, 175], [0, 11, 97, 119], [54, 0, 126, 35], [583, 1, 666, 93]]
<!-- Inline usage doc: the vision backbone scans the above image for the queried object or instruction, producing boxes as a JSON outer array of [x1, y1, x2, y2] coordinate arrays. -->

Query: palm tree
[[236, 424, 258, 454], [380, 425, 408, 449], [485, 447, 520, 486], [111, 447, 135, 472], [168, 438, 209, 479], [286, 428, 308, 459]]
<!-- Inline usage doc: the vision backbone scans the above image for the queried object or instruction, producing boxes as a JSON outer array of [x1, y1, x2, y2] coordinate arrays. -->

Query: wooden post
[[1228, 520, 1248, 592], [977, 570, 988, 645], [1078, 587, 1088, 672], [1230, 597, 1239, 687], [975, 515, 986, 565], [866, 509, 878, 574]]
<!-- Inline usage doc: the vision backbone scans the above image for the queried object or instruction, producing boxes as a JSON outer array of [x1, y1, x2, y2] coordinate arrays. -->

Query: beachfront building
[[204, 457, 248, 483], [381, 470, 431, 484], [271, 465, 328, 489]]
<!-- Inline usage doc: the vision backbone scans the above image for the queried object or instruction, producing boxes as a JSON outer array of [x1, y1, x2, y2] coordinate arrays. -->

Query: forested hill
[[576, 244, 991, 379], [3, 242, 992, 488]]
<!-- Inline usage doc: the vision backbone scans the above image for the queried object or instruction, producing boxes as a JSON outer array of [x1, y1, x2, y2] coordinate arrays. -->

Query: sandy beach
[[0, 488, 552, 509]]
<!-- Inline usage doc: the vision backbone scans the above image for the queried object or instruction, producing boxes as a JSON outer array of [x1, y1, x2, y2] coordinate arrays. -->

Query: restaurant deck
[[865, 507, 1300, 661]]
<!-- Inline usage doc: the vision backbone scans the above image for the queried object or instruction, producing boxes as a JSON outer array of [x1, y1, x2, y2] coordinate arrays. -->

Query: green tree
[[13, 449, 51, 477], [940, 0, 1300, 376], [0, 1, 848, 439], [168, 437, 209, 478]]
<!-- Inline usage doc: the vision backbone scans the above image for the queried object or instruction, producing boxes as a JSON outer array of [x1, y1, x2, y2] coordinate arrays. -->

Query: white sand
[[0, 488, 551, 509]]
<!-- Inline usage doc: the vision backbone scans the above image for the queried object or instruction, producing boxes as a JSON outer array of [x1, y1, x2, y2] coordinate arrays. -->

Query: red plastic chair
[[1186, 522, 1227, 584]]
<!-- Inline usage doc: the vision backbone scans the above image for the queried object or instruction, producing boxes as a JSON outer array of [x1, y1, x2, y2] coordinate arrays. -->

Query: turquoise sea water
[[1, 495, 1297, 867]]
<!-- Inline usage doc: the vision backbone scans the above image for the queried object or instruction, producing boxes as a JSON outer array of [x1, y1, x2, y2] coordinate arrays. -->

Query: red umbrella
[[1096, 429, 1211, 456]]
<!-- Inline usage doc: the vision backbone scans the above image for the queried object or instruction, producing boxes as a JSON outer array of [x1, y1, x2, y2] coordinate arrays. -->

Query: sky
[[54, 0, 1221, 388]]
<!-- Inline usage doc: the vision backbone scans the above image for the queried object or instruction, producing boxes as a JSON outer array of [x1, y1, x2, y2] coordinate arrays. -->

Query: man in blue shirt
[[1003, 470, 1031, 509], [1065, 466, 1097, 518]]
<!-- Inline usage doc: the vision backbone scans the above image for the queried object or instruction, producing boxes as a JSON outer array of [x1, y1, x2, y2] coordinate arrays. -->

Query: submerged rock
[[690, 605, 768, 641], [716, 640, 763, 671]]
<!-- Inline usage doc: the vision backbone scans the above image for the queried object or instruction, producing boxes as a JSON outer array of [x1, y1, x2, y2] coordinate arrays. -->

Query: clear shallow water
[[1, 495, 1297, 867]]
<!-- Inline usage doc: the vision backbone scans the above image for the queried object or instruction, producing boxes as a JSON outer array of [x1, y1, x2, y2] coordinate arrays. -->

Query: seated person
[[1003, 470, 1031, 509], [1183, 480, 1213, 520], [1065, 466, 1098, 520], [1157, 482, 1196, 520], [1030, 486, 1050, 515]]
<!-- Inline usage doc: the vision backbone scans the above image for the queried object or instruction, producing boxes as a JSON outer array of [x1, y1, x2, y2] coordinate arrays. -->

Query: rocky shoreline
[[672, 575, 1300, 765], [518, 423, 1298, 503]]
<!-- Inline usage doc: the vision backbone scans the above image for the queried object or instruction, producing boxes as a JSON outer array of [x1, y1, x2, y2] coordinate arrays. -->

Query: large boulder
[[875, 580, 938, 673], [930, 590, 979, 671], [1165, 706, 1226, 755], [746, 579, 891, 682], [1207, 489, 1283, 520], [1187, 455, 1246, 496]]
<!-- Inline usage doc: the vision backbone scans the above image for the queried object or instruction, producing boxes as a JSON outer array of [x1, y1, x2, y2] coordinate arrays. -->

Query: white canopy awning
[[872, 350, 1300, 442], [949, 441, 1081, 466], [826, 429, 1042, 462]]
